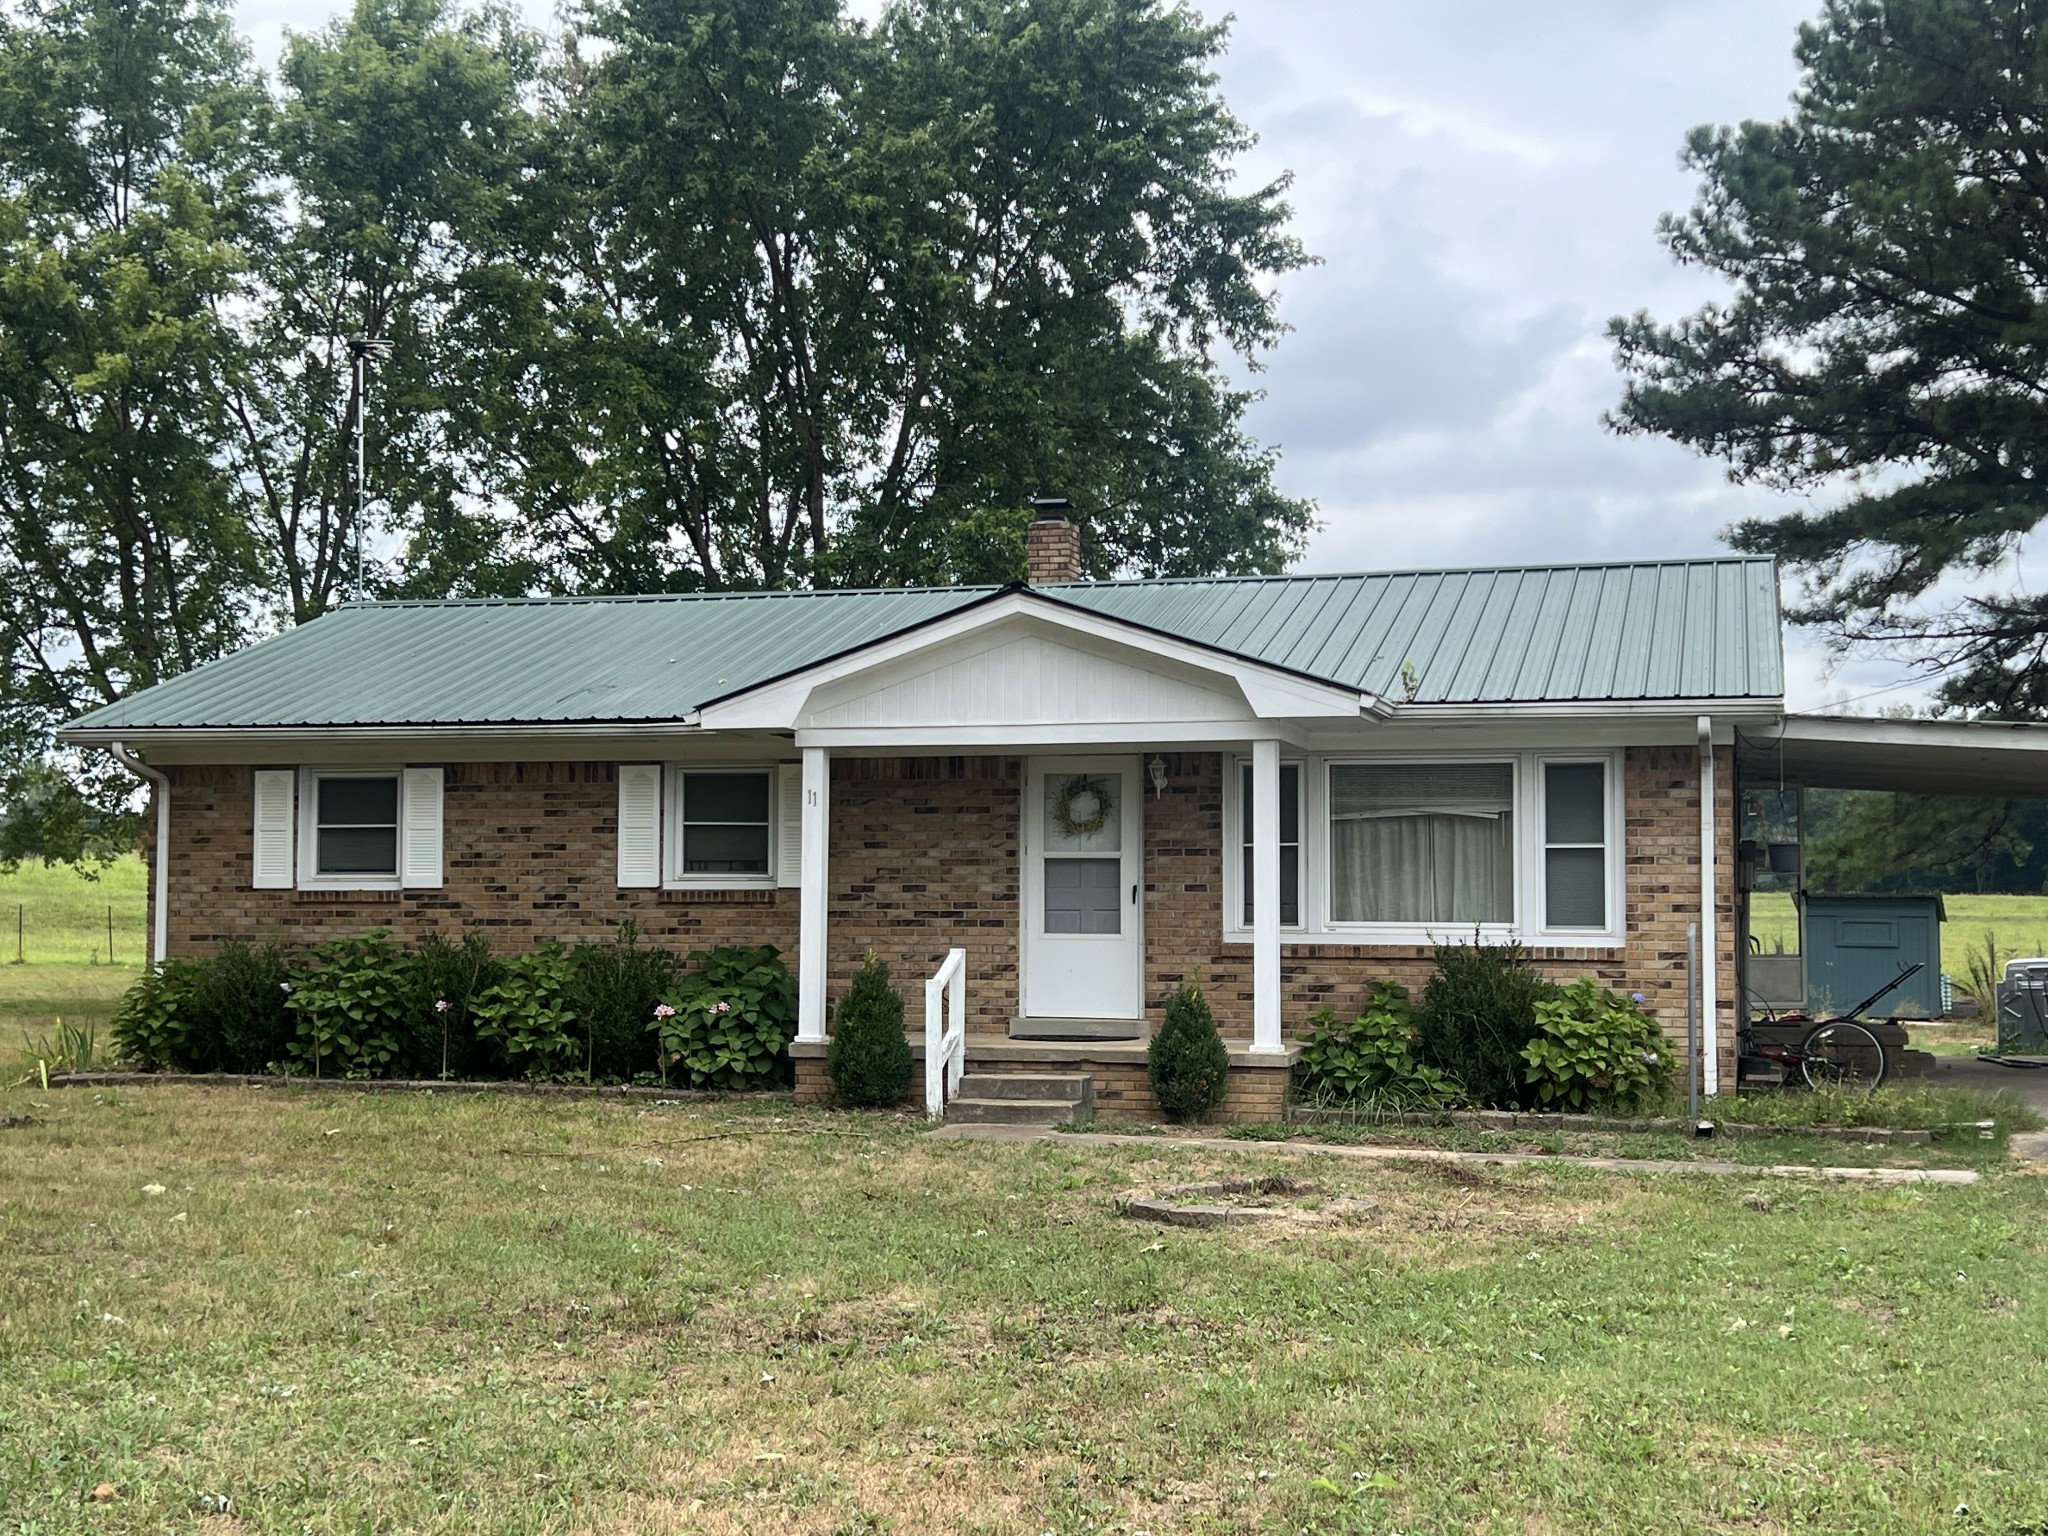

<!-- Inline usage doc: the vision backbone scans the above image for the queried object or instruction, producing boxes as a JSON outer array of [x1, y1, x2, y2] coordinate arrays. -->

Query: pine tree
[[1148, 983, 1229, 1121], [826, 952, 912, 1108]]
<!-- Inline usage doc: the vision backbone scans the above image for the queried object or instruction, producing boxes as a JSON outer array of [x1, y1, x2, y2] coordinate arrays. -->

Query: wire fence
[[3, 902, 149, 967]]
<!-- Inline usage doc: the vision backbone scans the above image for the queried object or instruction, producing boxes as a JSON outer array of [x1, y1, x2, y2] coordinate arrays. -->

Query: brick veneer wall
[[156, 762, 800, 956], [154, 744, 1738, 1085]]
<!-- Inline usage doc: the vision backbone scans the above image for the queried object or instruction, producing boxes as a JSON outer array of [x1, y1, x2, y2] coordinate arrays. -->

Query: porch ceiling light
[[1148, 754, 1168, 799]]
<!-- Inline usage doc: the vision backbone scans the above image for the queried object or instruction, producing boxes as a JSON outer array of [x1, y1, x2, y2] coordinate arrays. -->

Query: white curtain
[[1330, 763, 1514, 924]]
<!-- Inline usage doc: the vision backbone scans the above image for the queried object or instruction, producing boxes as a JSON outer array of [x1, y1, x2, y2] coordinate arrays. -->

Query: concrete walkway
[[930, 1123, 1982, 1185], [1921, 1053, 2048, 1116]]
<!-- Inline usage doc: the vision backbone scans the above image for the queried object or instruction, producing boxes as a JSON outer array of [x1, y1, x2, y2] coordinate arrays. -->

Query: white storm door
[[1022, 757, 1143, 1020]]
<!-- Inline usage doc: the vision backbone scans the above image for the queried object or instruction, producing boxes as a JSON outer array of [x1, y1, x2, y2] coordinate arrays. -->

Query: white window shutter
[[400, 767, 445, 888], [777, 763, 804, 888], [251, 769, 295, 889], [617, 764, 662, 887]]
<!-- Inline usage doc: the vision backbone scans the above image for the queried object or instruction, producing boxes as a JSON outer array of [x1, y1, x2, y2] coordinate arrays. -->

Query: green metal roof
[[1050, 557, 1782, 705], [62, 556, 1781, 733]]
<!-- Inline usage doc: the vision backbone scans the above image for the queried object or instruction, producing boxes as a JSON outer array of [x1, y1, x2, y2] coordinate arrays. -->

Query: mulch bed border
[[41, 1072, 792, 1105]]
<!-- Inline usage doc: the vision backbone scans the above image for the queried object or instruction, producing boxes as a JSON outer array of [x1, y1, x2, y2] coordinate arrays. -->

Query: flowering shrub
[[1520, 978, 1672, 1113], [650, 944, 797, 1090], [1294, 981, 1461, 1109], [290, 930, 412, 1078], [472, 944, 582, 1079]]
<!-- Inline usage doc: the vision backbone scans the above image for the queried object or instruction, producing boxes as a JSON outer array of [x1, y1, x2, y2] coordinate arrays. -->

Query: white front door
[[1021, 756, 1144, 1022]]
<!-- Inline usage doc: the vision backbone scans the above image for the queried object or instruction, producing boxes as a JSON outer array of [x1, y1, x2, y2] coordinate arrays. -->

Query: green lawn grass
[[1, 1085, 2045, 1534], [0, 853, 147, 965]]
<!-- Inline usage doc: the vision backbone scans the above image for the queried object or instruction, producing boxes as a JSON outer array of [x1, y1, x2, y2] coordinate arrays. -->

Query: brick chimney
[[1026, 497, 1082, 584]]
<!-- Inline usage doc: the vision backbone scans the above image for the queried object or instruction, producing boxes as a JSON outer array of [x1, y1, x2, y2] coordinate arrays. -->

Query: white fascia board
[[793, 720, 1317, 750], [1387, 700, 1781, 734], [1773, 714, 2048, 751], [697, 592, 1368, 731], [62, 720, 733, 766]]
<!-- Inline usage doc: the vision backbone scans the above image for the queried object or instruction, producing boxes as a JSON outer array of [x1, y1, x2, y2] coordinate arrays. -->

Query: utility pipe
[[106, 742, 169, 968], [1696, 715, 1719, 1097]]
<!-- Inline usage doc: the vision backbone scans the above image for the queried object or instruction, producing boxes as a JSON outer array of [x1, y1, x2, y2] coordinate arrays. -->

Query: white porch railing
[[925, 947, 968, 1119]]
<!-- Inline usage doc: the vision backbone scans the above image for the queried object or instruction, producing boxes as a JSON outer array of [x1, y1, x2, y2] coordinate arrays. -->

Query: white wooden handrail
[[925, 947, 968, 1119]]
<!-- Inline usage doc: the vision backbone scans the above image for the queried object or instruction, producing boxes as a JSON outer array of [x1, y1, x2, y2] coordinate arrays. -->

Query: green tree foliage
[[0, 0, 267, 843], [826, 952, 913, 1107], [0, 0, 539, 850], [1147, 981, 1229, 1120], [1609, 0, 2048, 712], [1804, 789, 2044, 892], [0, 0, 1313, 855], [474, 0, 1313, 592]]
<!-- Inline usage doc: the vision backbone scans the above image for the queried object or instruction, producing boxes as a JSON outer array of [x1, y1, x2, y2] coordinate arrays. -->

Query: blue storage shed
[[1802, 894, 1945, 1018]]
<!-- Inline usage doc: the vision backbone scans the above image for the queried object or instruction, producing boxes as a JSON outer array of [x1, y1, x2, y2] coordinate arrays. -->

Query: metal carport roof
[[1736, 716, 2048, 796]]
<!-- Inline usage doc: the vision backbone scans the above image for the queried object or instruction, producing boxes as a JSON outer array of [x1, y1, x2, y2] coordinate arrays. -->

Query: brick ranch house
[[59, 509, 2048, 1119]]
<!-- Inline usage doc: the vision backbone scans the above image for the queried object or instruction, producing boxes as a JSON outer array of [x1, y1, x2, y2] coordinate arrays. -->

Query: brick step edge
[[1287, 1105, 1986, 1145], [43, 1072, 792, 1104]]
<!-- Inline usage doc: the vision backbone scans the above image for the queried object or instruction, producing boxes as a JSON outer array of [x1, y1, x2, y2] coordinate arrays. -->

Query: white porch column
[[797, 746, 830, 1043], [1250, 737, 1284, 1054]]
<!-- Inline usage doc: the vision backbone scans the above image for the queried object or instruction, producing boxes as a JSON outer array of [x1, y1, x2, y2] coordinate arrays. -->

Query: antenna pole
[[355, 342, 367, 600], [346, 334, 392, 603]]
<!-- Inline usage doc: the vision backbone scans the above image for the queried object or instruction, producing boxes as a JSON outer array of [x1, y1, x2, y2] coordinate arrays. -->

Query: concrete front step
[[945, 1072, 1094, 1126], [957, 1072, 1092, 1104]]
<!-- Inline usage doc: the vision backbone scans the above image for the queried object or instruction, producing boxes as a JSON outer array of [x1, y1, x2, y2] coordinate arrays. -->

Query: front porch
[[790, 1032, 1300, 1125]]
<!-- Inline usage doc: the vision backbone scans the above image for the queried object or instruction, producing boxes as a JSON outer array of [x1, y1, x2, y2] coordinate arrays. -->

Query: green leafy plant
[[473, 943, 582, 1079], [23, 1014, 99, 1085], [1521, 978, 1672, 1114], [651, 943, 798, 1091], [190, 940, 296, 1071], [290, 930, 412, 1078], [1413, 939, 1558, 1110], [1148, 981, 1230, 1121], [1295, 981, 1461, 1109], [573, 922, 683, 1082], [823, 951, 911, 1107], [111, 959, 207, 1071], [408, 931, 508, 1080]]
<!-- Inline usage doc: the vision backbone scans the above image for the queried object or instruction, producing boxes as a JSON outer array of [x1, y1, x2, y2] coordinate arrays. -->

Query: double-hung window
[[673, 769, 774, 881], [1328, 761, 1515, 926], [1238, 761, 1302, 926], [1540, 760, 1610, 930], [314, 774, 400, 877]]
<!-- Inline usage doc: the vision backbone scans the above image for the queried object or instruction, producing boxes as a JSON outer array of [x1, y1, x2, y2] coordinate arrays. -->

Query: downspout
[[107, 742, 169, 968], [1696, 715, 1719, 1097]]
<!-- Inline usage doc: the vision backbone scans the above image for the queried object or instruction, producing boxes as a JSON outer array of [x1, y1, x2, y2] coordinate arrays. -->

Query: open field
[[1748, 890, 2048, 979], [0, 854, 146, 965], [2, 1085, 2046, 1534]]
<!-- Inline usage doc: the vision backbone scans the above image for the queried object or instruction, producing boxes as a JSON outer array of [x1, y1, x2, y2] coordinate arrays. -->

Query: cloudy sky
[[237, 0, 1928, 710]]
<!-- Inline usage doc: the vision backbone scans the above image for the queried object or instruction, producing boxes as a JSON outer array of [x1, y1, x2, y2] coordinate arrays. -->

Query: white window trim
[[297, 765, 405, 891], [1222, 748, 1626, 948], [663, 763, 779, 890], [1534, 753, 1625, 939]]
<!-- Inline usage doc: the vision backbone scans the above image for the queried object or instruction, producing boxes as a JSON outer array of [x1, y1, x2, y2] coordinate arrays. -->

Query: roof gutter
[[59, 718, 705, 749], [106, 741, 168, 969]]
